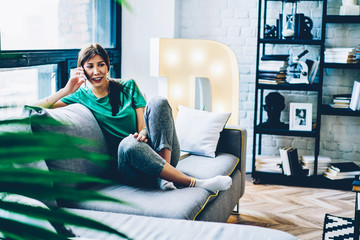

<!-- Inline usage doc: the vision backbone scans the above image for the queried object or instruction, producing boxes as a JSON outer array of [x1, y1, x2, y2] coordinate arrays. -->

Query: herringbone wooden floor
[[227, 174, 355, 239]]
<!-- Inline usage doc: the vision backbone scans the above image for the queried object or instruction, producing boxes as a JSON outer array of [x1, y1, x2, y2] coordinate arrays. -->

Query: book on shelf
[[259, 62, 288, 72], [258, 63, 287, 85], [258, 71, 287, 79], [329, 94, 351, 109], [300, 155, 331, 176], [258, 71, 287, 85], [279, 147, 291, 176], [258, 79, 286, 85], [325, 48, 358, 64], [352, 179, 360, 192], [255, 155, 282, 173], [330, 162, 360, 173], [333, 99, 350, 104], [261, 54, 289, 61], [259, 55, 289, 73], [350, 81, 360, 111], [279, 147, 305, 177], [324, 162, 360, 180], [330, 103, 350, 109]]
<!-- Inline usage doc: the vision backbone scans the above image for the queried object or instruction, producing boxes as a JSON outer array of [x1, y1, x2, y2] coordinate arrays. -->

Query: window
[[0, 65, 57, 118], [0, 0, 121, 119], [0, 0, 114, 50]]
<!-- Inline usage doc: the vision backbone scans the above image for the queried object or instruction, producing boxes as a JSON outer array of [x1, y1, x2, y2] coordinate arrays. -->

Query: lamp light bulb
[[210, 62, 224, 76], [172, 86, 182, 98], [165, 50, 179, 66], [190, 50, 205, 65]]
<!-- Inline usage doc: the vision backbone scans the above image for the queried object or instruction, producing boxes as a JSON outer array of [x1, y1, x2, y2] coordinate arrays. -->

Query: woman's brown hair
[[78, 43, 127, 116], [77, 43, 110, 70]]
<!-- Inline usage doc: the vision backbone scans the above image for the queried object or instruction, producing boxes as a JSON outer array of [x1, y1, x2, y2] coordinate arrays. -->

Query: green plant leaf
[[0, 132, 110, 166], [116, 0, 132, 11], [0, 216, 68, 240], [0, 113, 132, 238], [0, 183, 129, 206], [0, 201, 130, 239], [0, 168, 114, 185]]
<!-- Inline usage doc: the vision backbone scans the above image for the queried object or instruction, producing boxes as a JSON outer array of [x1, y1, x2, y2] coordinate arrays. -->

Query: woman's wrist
[[140, 127, 148, 137]]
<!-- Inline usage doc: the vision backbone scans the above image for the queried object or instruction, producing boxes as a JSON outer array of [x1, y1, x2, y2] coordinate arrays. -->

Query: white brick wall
[[178, 0, 360, 172]]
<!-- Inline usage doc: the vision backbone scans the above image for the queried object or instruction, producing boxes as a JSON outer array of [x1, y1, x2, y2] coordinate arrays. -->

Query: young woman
[[36, 43, 232, 192]]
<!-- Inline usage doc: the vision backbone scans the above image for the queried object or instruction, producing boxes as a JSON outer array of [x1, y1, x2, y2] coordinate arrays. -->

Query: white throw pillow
[[175, 105, 231, 158]]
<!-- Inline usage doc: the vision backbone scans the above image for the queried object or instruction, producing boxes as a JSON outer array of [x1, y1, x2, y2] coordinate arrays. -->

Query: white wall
[[121, 0, 179, 99], [177, 0, 360, 172], [122, 0, 360, 172]]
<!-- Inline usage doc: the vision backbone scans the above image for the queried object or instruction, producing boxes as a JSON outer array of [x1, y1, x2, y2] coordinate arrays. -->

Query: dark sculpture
[[261, 92, 287, 129], [264, 24, 277, 39]]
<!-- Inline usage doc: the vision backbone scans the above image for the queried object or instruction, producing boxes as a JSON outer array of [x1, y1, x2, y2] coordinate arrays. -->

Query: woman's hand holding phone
[[63, 67, 87, 95]]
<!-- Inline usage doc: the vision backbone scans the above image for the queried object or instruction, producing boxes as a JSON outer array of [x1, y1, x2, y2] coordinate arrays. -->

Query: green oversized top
[[61, 79, 147, 146]]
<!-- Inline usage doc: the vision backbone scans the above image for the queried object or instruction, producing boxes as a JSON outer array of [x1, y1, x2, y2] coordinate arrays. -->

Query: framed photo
[[289, 103, 312, 131]]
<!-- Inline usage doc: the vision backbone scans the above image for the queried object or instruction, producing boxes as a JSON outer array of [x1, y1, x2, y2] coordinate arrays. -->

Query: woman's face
[[83, 54, 108, 87]]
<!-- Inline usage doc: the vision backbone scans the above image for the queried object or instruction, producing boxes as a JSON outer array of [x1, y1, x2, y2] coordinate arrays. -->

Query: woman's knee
[[118, 136, 141, 160], [146, 96, 171, 113]]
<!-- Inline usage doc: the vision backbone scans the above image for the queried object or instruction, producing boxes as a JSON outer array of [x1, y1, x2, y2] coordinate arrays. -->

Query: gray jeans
[[117, 97, 180, 187]]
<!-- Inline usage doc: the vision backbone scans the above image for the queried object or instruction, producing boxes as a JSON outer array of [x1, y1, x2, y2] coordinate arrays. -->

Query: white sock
[[157, 179, 177, 190], [193, 176, 232, 193]]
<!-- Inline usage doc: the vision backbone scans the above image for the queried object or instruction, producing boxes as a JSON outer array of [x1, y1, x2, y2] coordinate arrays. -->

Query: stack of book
[[258, 54, 289, 85], [279, 147, 305, 177], [352, 179, 360, 192], [324, 162, 360, 180], [350, 81, 360, 111], [330, 94, 351, 109], [300, 155, 331, 176], [255, 155, 282, 173], [325, 48, 358, 64]]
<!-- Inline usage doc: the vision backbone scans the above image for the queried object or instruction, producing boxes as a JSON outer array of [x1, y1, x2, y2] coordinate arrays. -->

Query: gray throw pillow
[[26, 104, 113, 184]]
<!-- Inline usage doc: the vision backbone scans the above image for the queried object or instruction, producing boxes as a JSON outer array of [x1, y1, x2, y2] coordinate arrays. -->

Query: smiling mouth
[[92, 77, 103, 82]]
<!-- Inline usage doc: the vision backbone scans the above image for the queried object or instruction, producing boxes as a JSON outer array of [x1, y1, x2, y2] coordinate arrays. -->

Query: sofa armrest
[[216, 125, 247, 198]]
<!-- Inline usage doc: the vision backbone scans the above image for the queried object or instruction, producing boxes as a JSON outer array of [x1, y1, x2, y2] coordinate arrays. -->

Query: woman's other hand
[[132, 132, 148, 143]]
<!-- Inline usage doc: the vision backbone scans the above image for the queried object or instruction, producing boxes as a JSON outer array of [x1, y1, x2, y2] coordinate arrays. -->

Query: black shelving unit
[[252, 0, 359, 189], [259, 39, 323, 45], [321, 104, 360, 117]]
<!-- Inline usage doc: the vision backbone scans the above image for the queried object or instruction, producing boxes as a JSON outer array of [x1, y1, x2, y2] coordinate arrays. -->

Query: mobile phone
[[82, 67, 88, 86]]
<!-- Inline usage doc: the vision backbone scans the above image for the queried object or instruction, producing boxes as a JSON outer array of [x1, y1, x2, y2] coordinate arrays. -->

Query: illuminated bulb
[[210, 62, 224, 76], [214, 103, 226, 113], [172, 87, 182, 98], [165, 50, 179, 65], [190, 50, 205, 65]]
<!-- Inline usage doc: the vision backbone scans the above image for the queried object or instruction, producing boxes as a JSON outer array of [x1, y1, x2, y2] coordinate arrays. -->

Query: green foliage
[[0, 113, 131, 239], [116, 0, 132, 11]]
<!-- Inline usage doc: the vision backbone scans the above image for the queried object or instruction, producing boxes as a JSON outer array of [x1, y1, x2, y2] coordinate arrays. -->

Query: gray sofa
[[24, 103, 296, 239], [28, 103, 246, 222]]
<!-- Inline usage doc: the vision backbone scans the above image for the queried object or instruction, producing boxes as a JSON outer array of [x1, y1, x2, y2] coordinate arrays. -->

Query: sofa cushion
[[67, 209, 298, 240], [175, 105, 230, 158], [26, 104, 113, 180], [176, 152, 239, 179], [59, 153, 239, 220], [61, 185, 213, 220]]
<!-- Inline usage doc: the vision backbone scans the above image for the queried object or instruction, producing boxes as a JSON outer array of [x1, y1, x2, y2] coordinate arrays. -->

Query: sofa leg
[[233, 203, 239, 214]]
